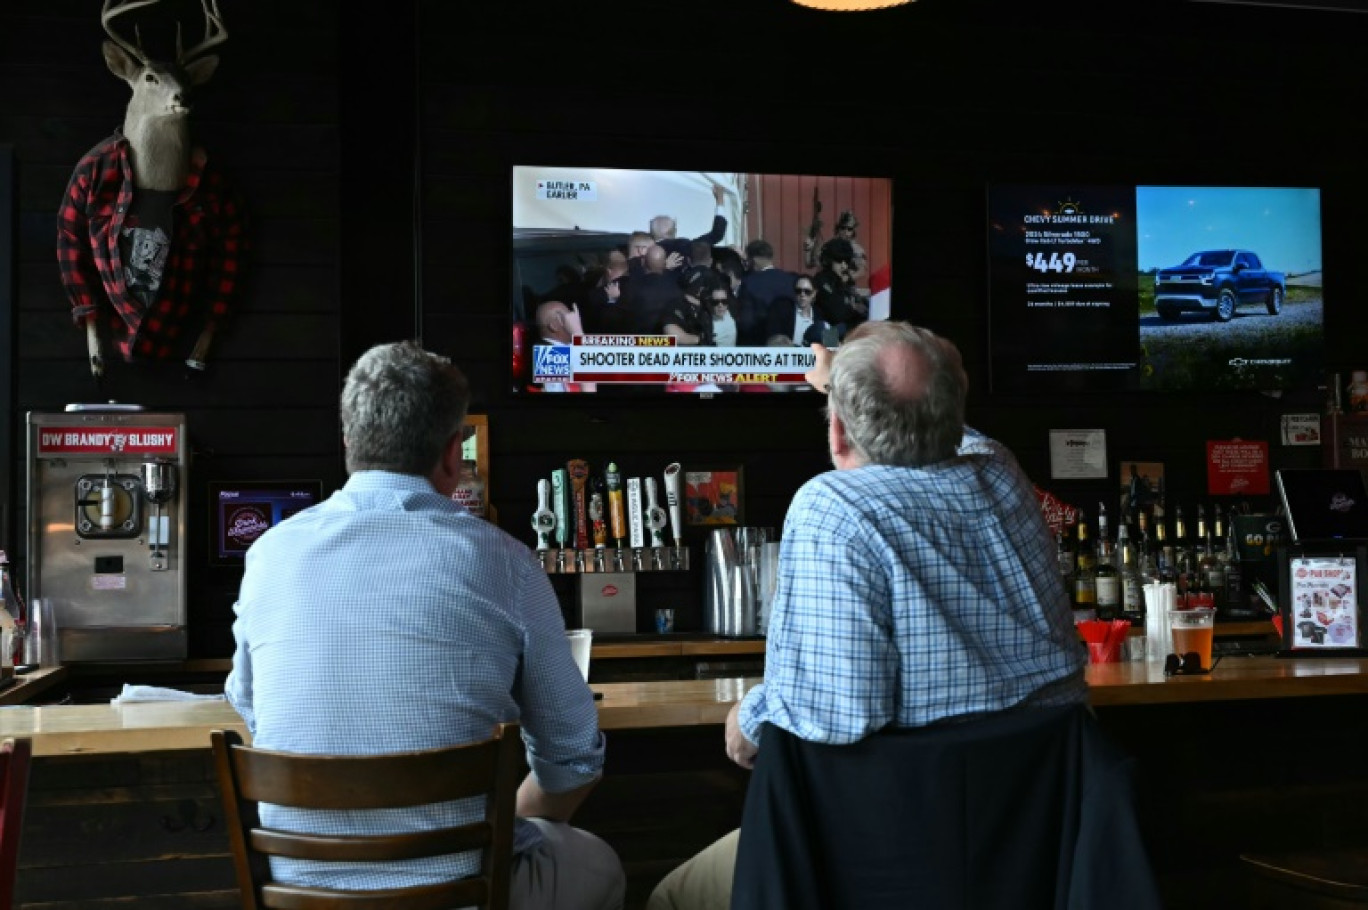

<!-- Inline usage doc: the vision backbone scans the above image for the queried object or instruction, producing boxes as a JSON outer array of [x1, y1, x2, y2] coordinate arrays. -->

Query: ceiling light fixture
[[791, 0, 914, 10]]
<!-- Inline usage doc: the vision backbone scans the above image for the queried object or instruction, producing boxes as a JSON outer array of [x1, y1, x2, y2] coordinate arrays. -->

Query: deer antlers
[[176, 0, 228, 65], [101, 0, 158, 67], [101, 0, 228, 66]]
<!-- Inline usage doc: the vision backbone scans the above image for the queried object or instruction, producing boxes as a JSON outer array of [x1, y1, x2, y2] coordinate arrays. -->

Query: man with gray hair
[[227, 341, 625, 909], [650, 183, 729, 265], [648, 321, 1086, 909]]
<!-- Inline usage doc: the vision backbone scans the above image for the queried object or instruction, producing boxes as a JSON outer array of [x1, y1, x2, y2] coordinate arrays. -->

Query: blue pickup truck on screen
[[1153, 249, 1285, 322]]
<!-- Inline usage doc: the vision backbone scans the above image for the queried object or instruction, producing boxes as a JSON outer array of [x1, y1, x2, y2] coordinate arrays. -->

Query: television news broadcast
[[511, 166, 893, 394]]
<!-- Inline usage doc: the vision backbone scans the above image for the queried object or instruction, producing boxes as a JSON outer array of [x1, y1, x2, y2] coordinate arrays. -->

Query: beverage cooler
[[26, 406, 188, 662]]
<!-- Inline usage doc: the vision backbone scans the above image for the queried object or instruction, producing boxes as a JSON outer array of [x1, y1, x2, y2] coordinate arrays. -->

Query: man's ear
[[431, 432, 465, 496], [828, 410, 851, 460]]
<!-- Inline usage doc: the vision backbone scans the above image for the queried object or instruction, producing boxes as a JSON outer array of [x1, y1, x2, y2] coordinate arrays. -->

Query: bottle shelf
[[539, 546, 690, 574]]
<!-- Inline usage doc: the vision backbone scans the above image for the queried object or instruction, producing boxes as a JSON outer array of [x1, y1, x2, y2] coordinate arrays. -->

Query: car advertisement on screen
[[988, 185, 1324, 394]]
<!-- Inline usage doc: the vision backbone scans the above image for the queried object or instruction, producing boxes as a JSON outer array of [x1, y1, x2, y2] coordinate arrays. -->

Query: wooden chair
[[0, 737, 33, 910], [211, 724, 522, 910]]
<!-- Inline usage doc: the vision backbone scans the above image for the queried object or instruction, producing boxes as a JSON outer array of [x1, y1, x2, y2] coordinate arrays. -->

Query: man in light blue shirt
[[649, 322, 1086, 910], [226, 341, 624, 909]]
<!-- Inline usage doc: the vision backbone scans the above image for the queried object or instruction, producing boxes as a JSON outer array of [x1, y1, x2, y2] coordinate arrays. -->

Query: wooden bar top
[[1085, 655, 1368, 706], [2, 657, 1366, 756]]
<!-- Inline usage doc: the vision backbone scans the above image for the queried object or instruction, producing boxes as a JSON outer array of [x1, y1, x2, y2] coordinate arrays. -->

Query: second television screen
[[987, 184, 1324, 394], [512, 166, 893, 394]]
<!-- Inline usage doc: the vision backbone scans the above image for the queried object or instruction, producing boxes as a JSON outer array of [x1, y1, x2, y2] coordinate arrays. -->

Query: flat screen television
[[511, 166, 894, 394], [208, 480, 324, 566], [987, 184, 1324, 394]]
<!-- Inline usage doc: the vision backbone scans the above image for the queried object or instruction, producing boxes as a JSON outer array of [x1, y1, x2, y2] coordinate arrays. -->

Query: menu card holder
[[1275, 543, 1368, 658]]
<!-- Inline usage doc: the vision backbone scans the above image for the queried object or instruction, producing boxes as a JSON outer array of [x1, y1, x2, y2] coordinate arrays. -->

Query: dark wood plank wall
[[418, 0, 1368, 629], [0, 0, 344, 656], [3, 0, 1368, 651]]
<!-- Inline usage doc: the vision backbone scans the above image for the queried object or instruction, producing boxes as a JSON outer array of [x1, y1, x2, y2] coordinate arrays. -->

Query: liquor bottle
[[1192, 504, 1216, 609], [1153, 513, 1176, 585], [1094, 503, 1121, 621], [1173, 504, 1193, 600], [0, 551, 25, 678], [1117, 521, 1146, 625], [1204, 504, 1227, 603], [1055, 530, 1074, 586], [1223, 511, 1245, 614], [1136, 510, 1158, 585], [451, 460, 486, 519], [1072, 519, 1097, 621]]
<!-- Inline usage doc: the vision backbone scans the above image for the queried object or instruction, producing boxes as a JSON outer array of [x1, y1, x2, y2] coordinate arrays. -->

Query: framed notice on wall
[[1049, 429, 1107, 480], [1277, 546, 1368, 655], [1207, 439, 1270, 496]]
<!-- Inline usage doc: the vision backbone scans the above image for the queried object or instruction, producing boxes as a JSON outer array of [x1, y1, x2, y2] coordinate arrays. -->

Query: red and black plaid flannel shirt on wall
[[56, 132, 247, 362]]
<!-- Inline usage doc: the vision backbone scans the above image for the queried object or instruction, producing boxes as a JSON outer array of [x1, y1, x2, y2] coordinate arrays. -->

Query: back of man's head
[[827, 321, 967, 467], [649, 215, 676, 241], [745, 239, 774, 262], [819, 237, 855, 268], [341, 341, 470, 476], [685, 268, 723, 302], [645, 243, 668, 274], [690, 240, 713, 264], [536, 300, 571, 342]]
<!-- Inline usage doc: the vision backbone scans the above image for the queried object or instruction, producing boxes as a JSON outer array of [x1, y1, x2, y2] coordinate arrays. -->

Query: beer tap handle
[[606, 463, 626, 551], [551, 469, 570, 551], [531, 478, 555, 552], [589, 493, 607, 550], [663, 463, 683, 548], [664, 462, 684, 567], [645, 477, 668, 548]]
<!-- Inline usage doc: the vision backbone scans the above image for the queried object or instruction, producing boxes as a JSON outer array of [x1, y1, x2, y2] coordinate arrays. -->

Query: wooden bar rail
[[3, 657, 1368, 755]]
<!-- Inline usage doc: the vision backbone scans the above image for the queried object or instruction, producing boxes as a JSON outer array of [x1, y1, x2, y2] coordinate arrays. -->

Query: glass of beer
[[1168, 607, 1216, 671]]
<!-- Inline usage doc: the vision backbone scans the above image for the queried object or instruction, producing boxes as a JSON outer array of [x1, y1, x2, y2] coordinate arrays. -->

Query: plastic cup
[[565, 628, 593, 682], [1168, 607, 1216, 670]]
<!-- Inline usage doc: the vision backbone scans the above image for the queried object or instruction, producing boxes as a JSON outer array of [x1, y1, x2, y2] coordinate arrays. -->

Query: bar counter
[[4, 656, 1368, 756]]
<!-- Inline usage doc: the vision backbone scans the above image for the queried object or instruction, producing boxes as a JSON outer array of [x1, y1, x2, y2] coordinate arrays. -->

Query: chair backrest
[[731, 705, 1162, 910], [211, 724, 522, 910], [0, 737, 33, 910]]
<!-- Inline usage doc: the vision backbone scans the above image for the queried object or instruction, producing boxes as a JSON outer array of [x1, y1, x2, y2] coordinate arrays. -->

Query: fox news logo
[[533, 344, 572, 381]]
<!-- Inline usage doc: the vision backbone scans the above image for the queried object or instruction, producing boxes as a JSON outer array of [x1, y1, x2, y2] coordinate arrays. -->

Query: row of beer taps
[[532, 461, 686, 573]]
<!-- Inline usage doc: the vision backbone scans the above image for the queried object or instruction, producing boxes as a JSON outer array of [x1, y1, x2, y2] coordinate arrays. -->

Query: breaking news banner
[[533, 336, 818, 385]]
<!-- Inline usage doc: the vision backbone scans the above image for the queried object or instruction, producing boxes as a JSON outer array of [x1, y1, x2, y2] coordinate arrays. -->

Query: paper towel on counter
[[111, 684, 225, 704]]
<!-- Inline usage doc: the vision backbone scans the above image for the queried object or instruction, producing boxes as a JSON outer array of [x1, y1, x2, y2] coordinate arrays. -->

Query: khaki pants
[[510, 818, 626, 910], [645, 829, 739, 910]]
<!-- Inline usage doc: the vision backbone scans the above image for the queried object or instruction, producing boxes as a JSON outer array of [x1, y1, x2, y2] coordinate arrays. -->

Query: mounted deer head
[[71, 0, 233, 379], [101, 0, 228, 192]]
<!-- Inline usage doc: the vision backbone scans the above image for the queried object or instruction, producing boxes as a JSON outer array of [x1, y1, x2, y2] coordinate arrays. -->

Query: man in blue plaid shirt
[[649, 321, 1086, 910]]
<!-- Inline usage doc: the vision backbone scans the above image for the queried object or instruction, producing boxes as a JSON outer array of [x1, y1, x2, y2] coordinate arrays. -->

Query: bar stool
[[0, 737, 33, 910], [211, 723, 522, 910], [1241, 850, 1368, 909]]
